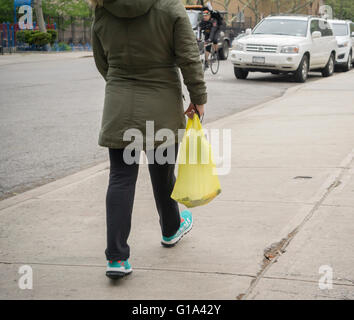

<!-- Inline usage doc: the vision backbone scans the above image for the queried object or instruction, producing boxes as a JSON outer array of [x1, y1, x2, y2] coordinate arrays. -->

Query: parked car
[[328, 19, 354, 71], [185, 5, 231, 60], [230, 15, 338, 82]]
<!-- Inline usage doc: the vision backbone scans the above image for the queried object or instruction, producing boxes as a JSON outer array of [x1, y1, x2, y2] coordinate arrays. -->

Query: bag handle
[[186, 113, 203, 131], [185, 105, 204, 131], [193, 104, 204, 123]]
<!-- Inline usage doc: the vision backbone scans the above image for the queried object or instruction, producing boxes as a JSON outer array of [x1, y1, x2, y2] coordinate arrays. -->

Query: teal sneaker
[[161, 210, 193, 247], [106, 260, 132, 279]]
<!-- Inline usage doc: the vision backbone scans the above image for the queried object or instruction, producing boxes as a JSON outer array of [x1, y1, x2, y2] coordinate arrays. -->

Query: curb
[[0, 51, 93, 67], [2, 70, 353, 211], [0, 161, 109, 212], [0, 82, 301, 211]]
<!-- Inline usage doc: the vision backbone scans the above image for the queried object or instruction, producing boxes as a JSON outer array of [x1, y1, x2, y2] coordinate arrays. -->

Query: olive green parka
[[91, 0, 207, 149]]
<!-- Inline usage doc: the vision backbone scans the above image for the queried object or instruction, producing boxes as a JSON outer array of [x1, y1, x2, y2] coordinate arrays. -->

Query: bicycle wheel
[[210, 50, 219, 75]]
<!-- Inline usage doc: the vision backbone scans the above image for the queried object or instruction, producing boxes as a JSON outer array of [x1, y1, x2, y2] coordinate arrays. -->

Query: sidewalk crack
[[0, 260, 256, 279], [237, 148, 354, 300]]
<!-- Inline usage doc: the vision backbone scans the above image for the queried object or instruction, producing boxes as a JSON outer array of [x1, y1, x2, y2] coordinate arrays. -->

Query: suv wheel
[[321, 53, 335, 77], [234, 67, 249, 79], [218, 41, 229, 60], [343, 51, 352, 72], [294, 55, 309, 83]]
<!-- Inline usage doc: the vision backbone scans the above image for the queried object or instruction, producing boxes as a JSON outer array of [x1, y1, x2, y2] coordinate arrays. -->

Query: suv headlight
[[280, 45, 299, 54], [338, 41, 349, 48], [233, 42, 245, 51]]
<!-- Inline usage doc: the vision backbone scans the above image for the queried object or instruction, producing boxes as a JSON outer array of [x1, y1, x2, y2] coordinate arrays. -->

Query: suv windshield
[[187, 11, 199, 29], [331, 23, 348, 36], [253, 19, 308, 37]]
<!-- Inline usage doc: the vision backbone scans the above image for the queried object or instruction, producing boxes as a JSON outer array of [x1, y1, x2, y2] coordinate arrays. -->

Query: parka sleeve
[[92, 27, 108, 81], [173, 3, 207, 105]]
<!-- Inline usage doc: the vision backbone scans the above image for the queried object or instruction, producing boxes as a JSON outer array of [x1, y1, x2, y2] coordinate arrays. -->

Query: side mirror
[[245, 28, 252, 35], [352, 31, 354, 37], [312, 31, 322, 38]]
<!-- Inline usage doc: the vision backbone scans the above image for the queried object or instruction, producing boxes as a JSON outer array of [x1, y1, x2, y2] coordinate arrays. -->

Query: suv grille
[[246, 44, 278, 53]]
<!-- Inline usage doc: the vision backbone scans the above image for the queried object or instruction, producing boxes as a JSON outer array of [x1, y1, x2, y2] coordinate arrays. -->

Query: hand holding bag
[[171, 113, 221, 208]]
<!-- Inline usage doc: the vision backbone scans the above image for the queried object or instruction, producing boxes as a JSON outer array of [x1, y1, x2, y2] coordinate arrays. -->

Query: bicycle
[[204, 41, 220, 75], [197, 29, 220, 75]]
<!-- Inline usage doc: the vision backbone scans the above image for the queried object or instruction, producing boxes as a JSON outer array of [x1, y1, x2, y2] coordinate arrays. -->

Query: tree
[[41, 0, 93, 40], [271, 0, 316, 14], [34, 0, 46, 32], [33, 0, 53, 50], [287, 0, 315, 13], [42, 0, 92, 18], [325, 0, 354, 20], [239, 0, 262, 23], [212, 0, 233, 22], [0, 0, 14, 22], [213, 0, 233, 11], [272, 0, 282, 14]]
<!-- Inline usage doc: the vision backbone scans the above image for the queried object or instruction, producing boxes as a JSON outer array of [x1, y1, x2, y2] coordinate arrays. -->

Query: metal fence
[[0, 21, 58, 53], [47, 15, 93, 45], [1, 11, 254, 54], [0, 22, 18, 52], [231, 16, 254, 32], [1, 12, 93, 53], [221, 16, 254, 43]]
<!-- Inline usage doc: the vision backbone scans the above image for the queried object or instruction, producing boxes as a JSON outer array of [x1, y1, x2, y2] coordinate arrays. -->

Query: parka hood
[[102, 0, 158, 18]]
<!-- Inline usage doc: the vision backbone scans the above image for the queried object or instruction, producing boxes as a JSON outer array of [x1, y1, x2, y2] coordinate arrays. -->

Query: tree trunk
[[34, 0, 50, 51], [289, 0, 314, 14], [274, 0, 281, 14], [339, 0, 344, 19], [292, 0, 300, 13], [239, 0, 261, 24], [33, 0, 46, 32]]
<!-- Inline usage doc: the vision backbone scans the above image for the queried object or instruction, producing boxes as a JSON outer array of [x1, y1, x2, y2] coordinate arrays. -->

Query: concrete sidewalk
[[0, 51, 93, 66], [1, 70, 354, 300]]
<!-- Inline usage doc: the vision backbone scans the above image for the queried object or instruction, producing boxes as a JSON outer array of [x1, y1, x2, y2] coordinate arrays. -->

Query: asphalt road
[[0, 52, 325, 199]]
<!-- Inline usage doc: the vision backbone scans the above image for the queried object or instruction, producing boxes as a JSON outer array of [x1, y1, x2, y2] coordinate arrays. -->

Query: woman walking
[[90, 0, 207, 279]]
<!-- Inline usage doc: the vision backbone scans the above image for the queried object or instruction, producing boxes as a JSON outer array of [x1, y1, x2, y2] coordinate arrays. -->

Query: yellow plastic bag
[[171, 114, 221, 208]]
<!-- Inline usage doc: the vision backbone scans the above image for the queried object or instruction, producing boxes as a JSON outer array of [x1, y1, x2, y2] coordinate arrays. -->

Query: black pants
[[105, 144, 181, 261]]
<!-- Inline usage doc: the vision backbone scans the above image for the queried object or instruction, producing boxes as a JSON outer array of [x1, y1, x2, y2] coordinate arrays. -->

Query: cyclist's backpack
[[211, 11, 223, 27]]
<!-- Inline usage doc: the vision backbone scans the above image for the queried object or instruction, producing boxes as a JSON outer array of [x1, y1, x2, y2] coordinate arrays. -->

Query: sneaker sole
[[161, 221, 193, 248], [106, 270, 132, 279]]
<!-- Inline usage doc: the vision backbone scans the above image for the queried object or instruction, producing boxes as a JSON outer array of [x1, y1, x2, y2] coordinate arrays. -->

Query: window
[[351, 23, 354, 36], [331, 23, 349, 36], [253, 19, 308, 37], [310, 19, 320, 34], [311, 20, 333, 37]]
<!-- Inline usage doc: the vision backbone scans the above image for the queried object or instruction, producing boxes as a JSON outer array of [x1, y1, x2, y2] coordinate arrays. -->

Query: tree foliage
[[42, 0, 92, 18], [325, 0, 354, 20], [239, 0, 262, 23], [3, 0, 354, 24], [16, 29, 52, 46], [0, 0, 92, 23], [0, 0, 13, 22]]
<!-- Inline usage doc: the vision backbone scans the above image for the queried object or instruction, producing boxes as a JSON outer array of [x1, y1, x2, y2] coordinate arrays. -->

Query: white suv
[[230, 15, 337, 82], [328, 19, 354, 71]]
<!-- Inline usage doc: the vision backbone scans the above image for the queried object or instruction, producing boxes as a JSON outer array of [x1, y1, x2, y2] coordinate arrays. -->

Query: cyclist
[[199, 9, 222, 69]]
